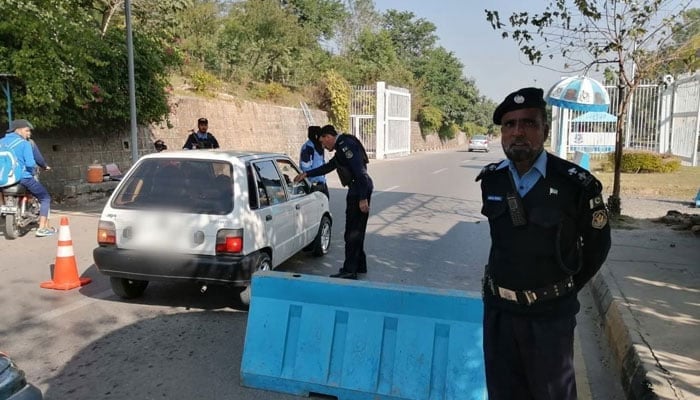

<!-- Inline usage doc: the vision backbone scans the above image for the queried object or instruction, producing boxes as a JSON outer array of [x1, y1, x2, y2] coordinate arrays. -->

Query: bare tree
[[485, 0, 696, 216]]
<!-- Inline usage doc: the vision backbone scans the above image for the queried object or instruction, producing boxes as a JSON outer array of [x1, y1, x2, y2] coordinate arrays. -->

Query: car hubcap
[[321, 222, 331, 251]]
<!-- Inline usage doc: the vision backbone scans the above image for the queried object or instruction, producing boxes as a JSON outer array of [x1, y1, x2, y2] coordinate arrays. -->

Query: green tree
[[485, 0, 696, 216], [382, 10, 437, 67], [0, 0, 180, 130]]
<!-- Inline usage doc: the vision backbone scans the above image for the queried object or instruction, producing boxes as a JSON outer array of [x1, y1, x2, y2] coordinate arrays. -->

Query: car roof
[[141, 150, 289, 162]]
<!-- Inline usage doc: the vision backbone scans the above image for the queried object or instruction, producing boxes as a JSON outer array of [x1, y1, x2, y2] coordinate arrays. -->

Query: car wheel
[[312, 215, 332, 256], [110, 277, 148, 299], [239, 252, 272, 306], [4, 215, 20, 240]]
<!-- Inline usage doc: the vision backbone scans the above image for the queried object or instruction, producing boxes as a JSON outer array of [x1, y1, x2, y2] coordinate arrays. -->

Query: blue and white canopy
[[546, 76, 611, 112], [572, 111, 617, 123]]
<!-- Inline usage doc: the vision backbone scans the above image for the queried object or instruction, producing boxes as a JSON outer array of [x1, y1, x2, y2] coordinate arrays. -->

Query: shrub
[[418, 106, 443, 135], [189, 68, 220, 94], [438, 123, 459, 141], [607, 151, 681, 173], [248, 82, 290, 102]]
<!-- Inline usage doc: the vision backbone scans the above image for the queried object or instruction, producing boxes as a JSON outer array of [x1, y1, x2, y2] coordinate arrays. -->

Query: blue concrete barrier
[[695, 188, 700, 207], [241, 271, 485, 400]]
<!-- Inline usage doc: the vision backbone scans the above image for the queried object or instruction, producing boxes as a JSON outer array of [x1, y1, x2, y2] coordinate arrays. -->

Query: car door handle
[[265, 214, 272, 221]]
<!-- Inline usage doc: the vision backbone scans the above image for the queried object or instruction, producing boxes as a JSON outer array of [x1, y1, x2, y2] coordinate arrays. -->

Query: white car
[[93, 150, 332, 305], [468, 135, 490, 152]]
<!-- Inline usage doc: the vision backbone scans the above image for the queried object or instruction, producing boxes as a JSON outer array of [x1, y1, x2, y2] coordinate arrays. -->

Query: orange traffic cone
[[40, 217, 92, 290]]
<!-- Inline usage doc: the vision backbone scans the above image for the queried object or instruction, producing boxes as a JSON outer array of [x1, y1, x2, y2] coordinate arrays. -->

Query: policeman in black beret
[[294, 125, 373, 279], [477, 87, 611, 399]]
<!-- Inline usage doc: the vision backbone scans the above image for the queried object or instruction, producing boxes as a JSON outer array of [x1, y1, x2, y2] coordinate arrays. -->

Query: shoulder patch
[[550, 156, 599, 189], [475, 162, 501, 182]]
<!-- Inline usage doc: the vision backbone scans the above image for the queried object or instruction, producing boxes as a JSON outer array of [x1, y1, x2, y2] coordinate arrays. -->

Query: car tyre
[[239, 252, 272, 306], [110, 277, 148, 299], [312, 215, 332, 256]]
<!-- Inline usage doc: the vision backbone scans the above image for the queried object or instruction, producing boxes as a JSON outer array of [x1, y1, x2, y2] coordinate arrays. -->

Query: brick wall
[[32, 95, 463, 199]]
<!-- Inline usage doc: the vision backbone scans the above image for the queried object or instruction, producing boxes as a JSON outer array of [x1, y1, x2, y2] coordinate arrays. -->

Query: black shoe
[[357, 267, 367, 273], [330, 271, 357, 279]]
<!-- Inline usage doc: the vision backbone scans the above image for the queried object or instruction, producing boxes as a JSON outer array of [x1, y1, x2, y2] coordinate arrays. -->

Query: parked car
[[0, 352, 42, 400], [468, 135, 490, 152], [93, 151, 332, 305]]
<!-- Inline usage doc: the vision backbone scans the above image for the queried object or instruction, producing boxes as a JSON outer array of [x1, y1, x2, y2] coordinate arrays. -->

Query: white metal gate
[[659, 73, 700, 166], [350, 82, 411, 159]]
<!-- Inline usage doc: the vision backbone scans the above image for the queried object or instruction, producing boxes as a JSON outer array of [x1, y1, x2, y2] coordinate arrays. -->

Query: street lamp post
[[125, 0, 138, 163]]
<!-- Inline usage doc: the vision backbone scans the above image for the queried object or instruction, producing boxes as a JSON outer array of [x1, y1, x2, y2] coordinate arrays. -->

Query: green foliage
[[438, 122, 459, 141], [608, 151, 682, 173], [462, 121, 485, 137], [417, 106, 442, 134], [318, 70, 350, 131], [0, 0, 181, 130], [248, 81, 291, 102], [189, 68, 220, 94]]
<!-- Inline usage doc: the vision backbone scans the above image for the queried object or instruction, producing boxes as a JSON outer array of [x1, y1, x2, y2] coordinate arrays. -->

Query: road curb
[[589, 267, 660, 400]]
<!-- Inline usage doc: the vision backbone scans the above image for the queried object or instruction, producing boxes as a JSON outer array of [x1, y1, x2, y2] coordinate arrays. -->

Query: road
[[0, 146, 624, 399]]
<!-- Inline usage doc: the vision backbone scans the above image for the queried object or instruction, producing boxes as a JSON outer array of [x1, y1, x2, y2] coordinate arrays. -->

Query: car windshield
[[112, 158, 234, 214], [472, 135, 487, 141]]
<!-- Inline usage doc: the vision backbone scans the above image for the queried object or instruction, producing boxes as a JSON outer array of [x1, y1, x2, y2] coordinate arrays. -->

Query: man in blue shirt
[[182, 117, 220, 149], [298, 126, 328, 198], [1, 119, 55, 237]]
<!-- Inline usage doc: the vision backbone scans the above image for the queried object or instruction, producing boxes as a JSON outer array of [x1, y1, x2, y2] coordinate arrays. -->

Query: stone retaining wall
[[31, 95, 464, 201]]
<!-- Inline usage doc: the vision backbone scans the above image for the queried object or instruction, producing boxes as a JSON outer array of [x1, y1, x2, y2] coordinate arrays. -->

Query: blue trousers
[[20, 177, 51, 217], [483, 305, 577, 400]]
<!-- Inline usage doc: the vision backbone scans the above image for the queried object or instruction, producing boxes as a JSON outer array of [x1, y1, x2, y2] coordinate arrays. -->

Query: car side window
[[275, 158, 309, 197], [253, 160, 286, 205]]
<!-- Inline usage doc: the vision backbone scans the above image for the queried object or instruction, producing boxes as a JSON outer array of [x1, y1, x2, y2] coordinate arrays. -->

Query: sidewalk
[[590, 220, 699, 400]]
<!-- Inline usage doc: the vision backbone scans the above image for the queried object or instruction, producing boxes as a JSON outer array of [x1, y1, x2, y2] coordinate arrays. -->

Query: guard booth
[[350, 82, 411, 159]]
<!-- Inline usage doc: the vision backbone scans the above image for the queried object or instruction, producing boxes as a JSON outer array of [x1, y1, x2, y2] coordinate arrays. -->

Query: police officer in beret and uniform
[[477, 87, 611, 399], [294, 124, 373, 279]]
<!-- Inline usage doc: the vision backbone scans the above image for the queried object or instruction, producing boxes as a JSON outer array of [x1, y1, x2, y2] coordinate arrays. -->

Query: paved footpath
[[590, 197, 699, 400]]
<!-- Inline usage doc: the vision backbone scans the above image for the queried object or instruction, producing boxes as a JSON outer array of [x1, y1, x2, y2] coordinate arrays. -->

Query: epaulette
[[550, 155, 600, 190], [475, 162, 502, 182]]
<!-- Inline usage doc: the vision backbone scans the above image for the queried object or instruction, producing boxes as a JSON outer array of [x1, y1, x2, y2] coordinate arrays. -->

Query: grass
[[589, 159, 700, 201]]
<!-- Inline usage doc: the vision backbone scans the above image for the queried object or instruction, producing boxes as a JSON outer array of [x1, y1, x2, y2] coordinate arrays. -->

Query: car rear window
[[112, 158, 234, 214], [472, 135, 487, 140]]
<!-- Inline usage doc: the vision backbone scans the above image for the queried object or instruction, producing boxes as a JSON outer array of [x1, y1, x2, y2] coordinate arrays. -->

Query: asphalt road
[[0, 145, 624, 399]]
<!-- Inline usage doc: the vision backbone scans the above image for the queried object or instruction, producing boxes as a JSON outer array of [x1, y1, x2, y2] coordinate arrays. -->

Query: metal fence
[[555, 72, 699, 166]]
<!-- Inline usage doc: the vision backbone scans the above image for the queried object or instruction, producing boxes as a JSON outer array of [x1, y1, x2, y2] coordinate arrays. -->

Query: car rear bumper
[[8, 383, 43, 400], [93, 246, 257, 286]]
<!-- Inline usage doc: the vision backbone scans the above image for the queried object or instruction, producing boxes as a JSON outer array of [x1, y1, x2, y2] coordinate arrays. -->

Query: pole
[[1, 79, 11, 129], [125, 0, 138, 163]]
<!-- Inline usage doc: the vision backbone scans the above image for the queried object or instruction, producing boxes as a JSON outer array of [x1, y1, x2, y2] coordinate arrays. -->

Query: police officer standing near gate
[[477, 87, 611, 399], [294, 125, 373, 279]]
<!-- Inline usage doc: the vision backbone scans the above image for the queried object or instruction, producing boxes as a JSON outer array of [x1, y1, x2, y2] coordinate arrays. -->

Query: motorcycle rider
[[1, 119, 55, 237]]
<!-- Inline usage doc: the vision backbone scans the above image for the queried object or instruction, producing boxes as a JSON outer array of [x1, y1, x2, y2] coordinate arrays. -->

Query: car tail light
[[97, 220, 117, 245], [216, 229, 243, 254]]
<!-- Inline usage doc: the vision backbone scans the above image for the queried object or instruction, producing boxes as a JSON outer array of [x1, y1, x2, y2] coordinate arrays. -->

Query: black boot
[[330, 270, 357, 279]]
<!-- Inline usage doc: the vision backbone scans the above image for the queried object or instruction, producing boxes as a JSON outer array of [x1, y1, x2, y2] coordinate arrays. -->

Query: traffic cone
[[40, 217, 92, 290]]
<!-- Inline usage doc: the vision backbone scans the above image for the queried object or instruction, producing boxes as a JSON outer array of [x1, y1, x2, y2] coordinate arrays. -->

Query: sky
[[372, 0, 698, 102]]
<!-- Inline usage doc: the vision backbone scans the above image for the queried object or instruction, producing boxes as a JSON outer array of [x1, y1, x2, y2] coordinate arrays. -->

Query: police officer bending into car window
[[477, 87, 611, 400], [294, 124, 373, 280]]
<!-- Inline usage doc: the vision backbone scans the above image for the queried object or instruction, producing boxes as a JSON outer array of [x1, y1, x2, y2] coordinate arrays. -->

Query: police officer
[[299, 126, 329, 198], [477, 87, 611, 399], [182, 117, 220, 149], [294, 125, 373, 279]]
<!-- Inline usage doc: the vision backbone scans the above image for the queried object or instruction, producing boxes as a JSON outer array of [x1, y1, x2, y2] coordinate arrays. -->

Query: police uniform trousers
[[342, 192, 371, 274], [483, 305, 577, 400]]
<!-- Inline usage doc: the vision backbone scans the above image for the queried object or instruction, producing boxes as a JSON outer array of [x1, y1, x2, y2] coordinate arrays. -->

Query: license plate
[[0, 205, 17, 214]]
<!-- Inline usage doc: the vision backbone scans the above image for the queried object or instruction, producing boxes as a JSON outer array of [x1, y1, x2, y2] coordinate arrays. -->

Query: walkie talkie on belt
[[507, 171, 527, 227]]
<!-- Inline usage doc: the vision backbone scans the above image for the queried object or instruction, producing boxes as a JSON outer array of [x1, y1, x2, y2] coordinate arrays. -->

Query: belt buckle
[[497, 287, 518, 302], [523, 290, 538, 305]]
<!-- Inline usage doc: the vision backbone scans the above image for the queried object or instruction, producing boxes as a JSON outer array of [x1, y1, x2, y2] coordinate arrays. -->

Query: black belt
[[485, 275, 575, 306]]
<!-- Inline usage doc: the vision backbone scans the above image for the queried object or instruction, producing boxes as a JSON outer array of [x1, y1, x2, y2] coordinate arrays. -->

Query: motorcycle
[[0, 183, 40, 239]]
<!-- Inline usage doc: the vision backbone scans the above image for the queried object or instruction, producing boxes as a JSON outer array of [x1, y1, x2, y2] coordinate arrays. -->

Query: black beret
[[319, 124, 338, 137], [492, 87, 546, 125]]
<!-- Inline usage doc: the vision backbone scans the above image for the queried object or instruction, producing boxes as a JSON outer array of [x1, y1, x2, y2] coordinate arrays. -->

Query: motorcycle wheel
[[4, 214, 20, 240]]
